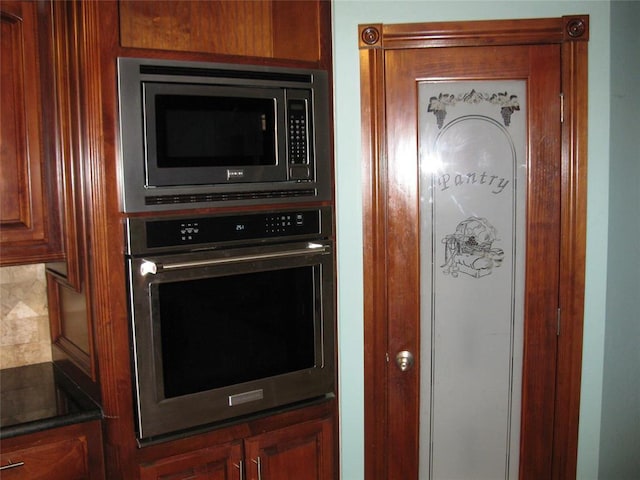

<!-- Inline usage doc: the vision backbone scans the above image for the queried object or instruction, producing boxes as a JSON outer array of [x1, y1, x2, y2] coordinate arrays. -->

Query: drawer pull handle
[[0, 460, 25, 471], [252, 457, 262, 480], [234, 460, 244, 480]]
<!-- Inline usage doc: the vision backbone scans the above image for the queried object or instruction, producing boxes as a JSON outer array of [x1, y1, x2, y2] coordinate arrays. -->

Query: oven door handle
[[140, 242, 329, 275]]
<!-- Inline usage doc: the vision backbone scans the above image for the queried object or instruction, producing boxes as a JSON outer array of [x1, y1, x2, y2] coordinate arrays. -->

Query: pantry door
[[360, 18, 588, 480]]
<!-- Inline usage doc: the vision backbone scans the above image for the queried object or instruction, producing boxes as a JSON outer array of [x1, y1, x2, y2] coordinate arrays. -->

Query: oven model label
[[227, 168, 245, 180]]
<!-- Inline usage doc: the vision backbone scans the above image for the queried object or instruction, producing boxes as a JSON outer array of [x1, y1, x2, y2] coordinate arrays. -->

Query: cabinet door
[[0, 0, 62, 265], [118, 0, 324, 64], [139, 442, 243, 480], [244, 418, 334, 480]]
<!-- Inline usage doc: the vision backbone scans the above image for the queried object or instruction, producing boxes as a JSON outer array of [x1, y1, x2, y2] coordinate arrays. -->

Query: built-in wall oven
[[125, 207, 335, 440]]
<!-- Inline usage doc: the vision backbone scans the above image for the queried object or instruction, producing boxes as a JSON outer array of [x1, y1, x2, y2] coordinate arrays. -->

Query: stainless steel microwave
[[117, 58, 332, 212]]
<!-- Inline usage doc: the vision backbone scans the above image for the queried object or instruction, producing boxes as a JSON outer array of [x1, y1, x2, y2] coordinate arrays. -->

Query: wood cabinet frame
[[44, 0, 105, 403], [360, 16, 588, 480], [45, 1, 336, 478]]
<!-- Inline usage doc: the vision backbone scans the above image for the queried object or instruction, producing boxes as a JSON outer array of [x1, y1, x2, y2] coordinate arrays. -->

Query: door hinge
[[557, 307, 561, 336], [560, 93, 564, 123]]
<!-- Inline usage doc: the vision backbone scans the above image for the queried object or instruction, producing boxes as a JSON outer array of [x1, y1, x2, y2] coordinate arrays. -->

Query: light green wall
[[599, 1, 640, 478], [331, 1, 611, 479]]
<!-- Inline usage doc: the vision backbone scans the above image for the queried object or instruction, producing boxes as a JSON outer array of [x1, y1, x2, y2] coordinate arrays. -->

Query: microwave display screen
[[155, 95, 277, 168], [157, 266, 316, 399]]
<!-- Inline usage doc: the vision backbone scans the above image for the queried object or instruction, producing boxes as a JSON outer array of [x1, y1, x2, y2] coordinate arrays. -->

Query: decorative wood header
[[359, 15, 589, 50]]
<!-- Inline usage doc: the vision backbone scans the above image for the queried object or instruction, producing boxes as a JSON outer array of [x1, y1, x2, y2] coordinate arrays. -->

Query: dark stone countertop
[[0, 362, 102, 440]]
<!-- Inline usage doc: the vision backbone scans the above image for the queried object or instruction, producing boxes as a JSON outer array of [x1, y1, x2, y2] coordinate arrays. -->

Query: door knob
[[395, 350, 414, 371]]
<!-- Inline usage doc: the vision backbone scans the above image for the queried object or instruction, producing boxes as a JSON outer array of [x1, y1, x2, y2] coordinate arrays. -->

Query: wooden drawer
[[0, 420, 104, 480], [0, 436, 87, 479]]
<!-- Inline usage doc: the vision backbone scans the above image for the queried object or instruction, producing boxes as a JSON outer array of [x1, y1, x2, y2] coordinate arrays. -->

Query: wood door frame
[[360, 16, 588, 480]]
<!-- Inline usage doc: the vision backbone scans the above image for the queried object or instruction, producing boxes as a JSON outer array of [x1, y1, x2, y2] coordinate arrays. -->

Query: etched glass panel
[[418, 81, 527, 480]]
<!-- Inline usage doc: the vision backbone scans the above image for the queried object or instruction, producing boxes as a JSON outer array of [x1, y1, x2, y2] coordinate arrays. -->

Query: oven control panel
[[129, 209, 327, 253]]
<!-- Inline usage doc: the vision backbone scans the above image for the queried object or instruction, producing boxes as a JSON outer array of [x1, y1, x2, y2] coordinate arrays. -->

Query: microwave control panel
[[136, 209, 324, 251], [288, 99, 308, 165], [287, 96, 313, 181]]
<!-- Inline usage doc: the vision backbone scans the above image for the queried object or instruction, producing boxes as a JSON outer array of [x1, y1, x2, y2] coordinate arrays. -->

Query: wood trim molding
[[48, 0, 85, 290], [360, 16, 588, 480], [553, 37, 588, 480], [75, 1, 139, 478], [360, 44, 388, 480]]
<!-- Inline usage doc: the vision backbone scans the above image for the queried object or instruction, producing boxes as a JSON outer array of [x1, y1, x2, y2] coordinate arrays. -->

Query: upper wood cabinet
[[0, 0, 62, 266], [118, 0, 330, 65]]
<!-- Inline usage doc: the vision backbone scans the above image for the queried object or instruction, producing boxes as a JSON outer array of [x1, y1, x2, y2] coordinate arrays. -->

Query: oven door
[[126, 240, 335, 440]]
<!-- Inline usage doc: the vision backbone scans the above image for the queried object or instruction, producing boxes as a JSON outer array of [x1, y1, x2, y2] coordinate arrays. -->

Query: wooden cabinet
[[118, 0, 331, 66], [0, 420, 105, 480], [244, 417, 334, 480], [0, 0, 62, 266], [139, 417, 335, 480], [139, 441, 243, 480]]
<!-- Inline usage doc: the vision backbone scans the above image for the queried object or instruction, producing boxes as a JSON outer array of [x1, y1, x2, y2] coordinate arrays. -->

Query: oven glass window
[[155, 95, 277, 168], [157, 266, 316, 399]]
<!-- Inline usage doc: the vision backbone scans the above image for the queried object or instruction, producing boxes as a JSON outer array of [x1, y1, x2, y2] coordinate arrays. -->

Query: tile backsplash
[[0, 264, 51, 369]]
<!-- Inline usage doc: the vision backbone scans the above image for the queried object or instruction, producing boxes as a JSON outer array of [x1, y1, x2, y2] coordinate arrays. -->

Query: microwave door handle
[[144, 243, 329, 274]]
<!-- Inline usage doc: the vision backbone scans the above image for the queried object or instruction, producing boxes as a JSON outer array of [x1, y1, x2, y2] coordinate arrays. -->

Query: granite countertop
[[0, 362, 103, 439]]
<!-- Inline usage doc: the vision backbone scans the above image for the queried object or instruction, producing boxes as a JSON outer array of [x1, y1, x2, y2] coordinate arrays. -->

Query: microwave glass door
[[155, 95, 277, 168], [143, 83, 286, 187], [156, 266, 316, 399]]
